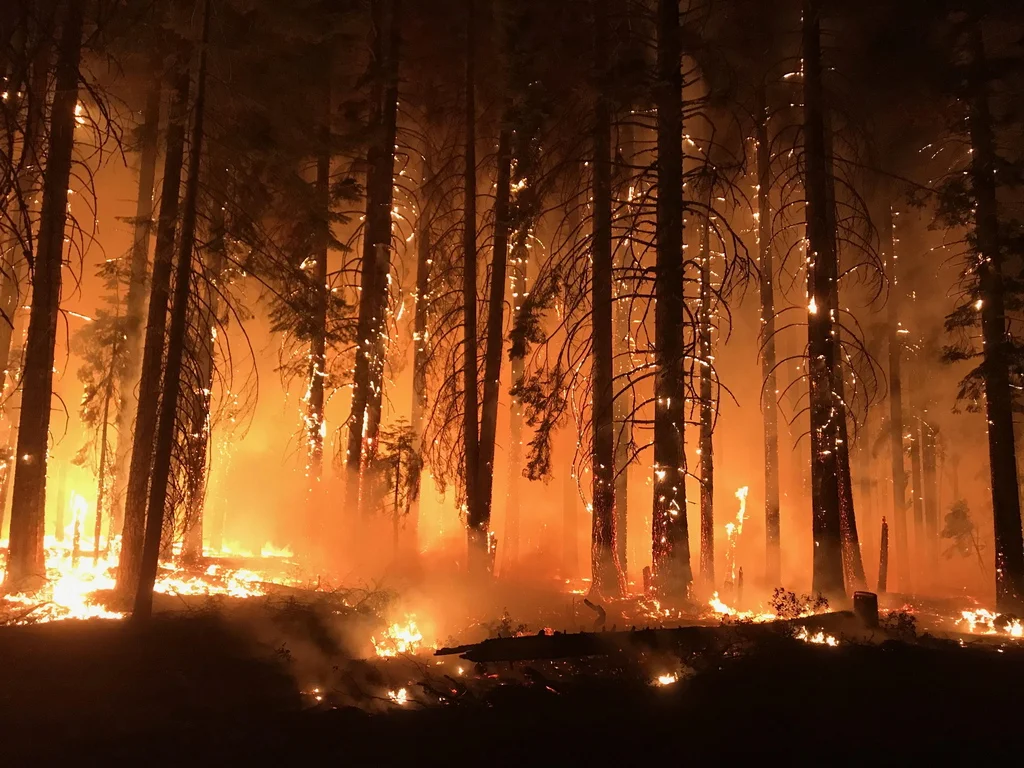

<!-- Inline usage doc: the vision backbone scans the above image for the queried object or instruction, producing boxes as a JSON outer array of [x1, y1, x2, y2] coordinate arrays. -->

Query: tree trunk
[[651, 0, 692, 597], [755, 81, 781, 586], [461, 0, 486, 573], [922, 421, 939, 583], [697, 192, 714, 588], [5, 0, 83, 587], [967, 25, 1023, 611], [344, 0, 401, 521], [94, 369, 113, 561], [909, 413, 924, 575], [0, 42, 48, 541], [882, 202, 909, 591], [802, 0, 844, 599], [116, 63, 189, 604], [409, 144, 433, 553], [476, 122, 510, 559], [134, 0, 211, 620], [588, 0, 619, 598], [111, 66, 162, 531], [305, 72, 330, 548], [182, 225, 224, 564]]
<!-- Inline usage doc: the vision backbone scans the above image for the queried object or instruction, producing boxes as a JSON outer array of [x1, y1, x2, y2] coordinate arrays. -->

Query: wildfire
[[795, 626, 839, 646], [153, 562, 267, 598], [654, 673, 678, 686], [957, 609, 1024, 639], [707, 592, 776, 623], [373, 617, 425, 657], [387, 688, 409, 705], [724, 486, 749, 584]]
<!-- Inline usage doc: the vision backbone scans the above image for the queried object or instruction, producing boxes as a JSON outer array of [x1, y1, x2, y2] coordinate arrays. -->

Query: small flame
[[795, 626, 839, 646], [373, 617, 424, 657], [655, 673, 678, 686], [388, 688, 409, 705]]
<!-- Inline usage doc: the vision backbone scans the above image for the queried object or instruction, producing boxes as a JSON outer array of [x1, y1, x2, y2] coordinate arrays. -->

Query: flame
[[373, 617, 424, 657], [957, 609, 1024, 638], [707, 592, 777, 623], [655, 673, 678, 686], [795, 626, 839, 646], [387, 688, 409, 705], [723, 486, 749, 584]]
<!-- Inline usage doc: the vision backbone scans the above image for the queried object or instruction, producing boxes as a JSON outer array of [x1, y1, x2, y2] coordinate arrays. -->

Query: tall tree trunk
[[344, 0, 401, 521], [111, 67, 161, 531], [882, 202, 909, 591], [588, 0, 619, 597], [503, 233, 526, 571], [94, 366, 113, 560], [182, 223, 224, 564], [802, 0, 844, 599], [4, 0, 82, 587], [116, 64, 189, 604], [461, 0, 486, 573], [968, 25, 1024, 612], [476, 121, 510, 559], [909, 411, 924, 576], [0, 41, 48, 540], [305, 72, 330, 548], [651, 0, 691, 597], [756, 81, 781, 586], [409, 144, 433, 552], [697, 192, 714, 588], [134, 0, 211, 620], [922, 420, 939, 585]]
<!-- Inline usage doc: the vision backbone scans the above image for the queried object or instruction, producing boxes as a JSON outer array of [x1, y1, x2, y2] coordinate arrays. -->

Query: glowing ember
[[655, 673, 678, 686], [373, 617, 424, 657], [387, 688, 409, 705], [957, 609, 1024, 638], [795, 626, 838, 646]]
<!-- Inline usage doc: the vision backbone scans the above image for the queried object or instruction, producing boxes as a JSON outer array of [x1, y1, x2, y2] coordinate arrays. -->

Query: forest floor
[[1, 586, 1022, 765]]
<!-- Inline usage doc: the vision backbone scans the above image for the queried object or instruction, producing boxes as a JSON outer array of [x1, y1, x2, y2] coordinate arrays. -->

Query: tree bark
[[967, 25, 1023, 612], [5, 0, 83, 587], [116, 63, 189, 604], [588, 0, 619, 597], [651, 0, 692, 597], [461, 0, 486, 573], [697, 191, 714, 588], [802, 0, 844, 599], [111, 66, 161, 531], [134, 0, 211, 620], [755, 81, 781, 586], [344, 0, 401, 521]]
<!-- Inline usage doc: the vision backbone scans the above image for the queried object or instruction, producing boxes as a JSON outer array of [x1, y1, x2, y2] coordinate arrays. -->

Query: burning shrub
[[769, 588, 828, 619]]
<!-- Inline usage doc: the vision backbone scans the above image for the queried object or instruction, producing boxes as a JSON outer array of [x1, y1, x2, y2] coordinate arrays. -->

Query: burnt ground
[[1, 606, 1022, 765]]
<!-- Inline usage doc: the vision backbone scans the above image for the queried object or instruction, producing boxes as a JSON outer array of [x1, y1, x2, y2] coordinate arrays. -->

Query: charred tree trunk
[[116, 64, 189, 604], [697, 195, 714, 588], [134, 0, 211, 620], [409, 146, 433, 552], [461, 0, 486, 573], [802, 0, 844, 599], [0, 42, 48, 539], [756, 82, 781, 586], [922, 421, 939, 582], [589, 0, 619, 597], [477, 121, 510, 561], [5, 1, 83, 587], [882, 202, 909, 591], [182, 225, 224, 564], [651, 0, 691, 597], [305, 72, 331, 547], [344, 0, 401, 521], [967, 26, 1023, 611], [111, 67, 162, 531]]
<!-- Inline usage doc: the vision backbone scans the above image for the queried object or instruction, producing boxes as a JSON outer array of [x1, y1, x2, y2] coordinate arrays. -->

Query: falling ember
[[387, 688, 409, 705], [373, 617, 425, 657]]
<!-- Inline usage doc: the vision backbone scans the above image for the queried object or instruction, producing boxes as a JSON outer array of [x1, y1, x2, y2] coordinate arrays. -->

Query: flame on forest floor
[[1, 532, 302, 625], [706, 592, 778, 623], [795, 626, 839, 646], [373, 617, 425, 657], [654, 673, 679, 686], [957, 608, 1024, 639], [387, 688, 409, 705]]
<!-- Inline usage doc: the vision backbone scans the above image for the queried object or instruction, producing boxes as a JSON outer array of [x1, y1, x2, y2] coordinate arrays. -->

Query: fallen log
[[436, 610, 861, 663]]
